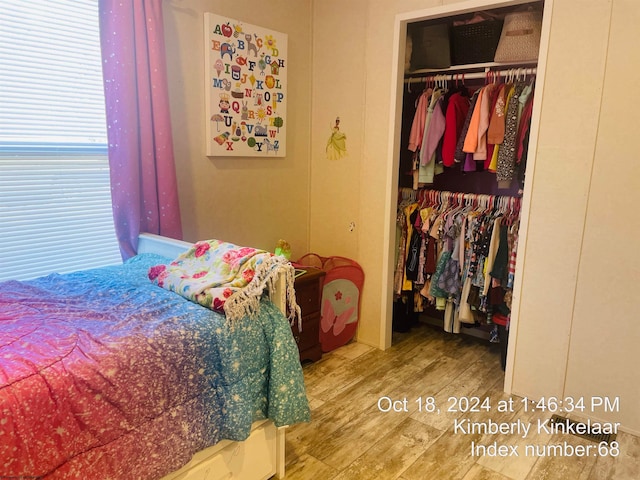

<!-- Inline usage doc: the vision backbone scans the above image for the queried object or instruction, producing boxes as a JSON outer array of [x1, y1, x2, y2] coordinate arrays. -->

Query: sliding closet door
[[507, 0, 611, 400], [563, 0, 640, 434]]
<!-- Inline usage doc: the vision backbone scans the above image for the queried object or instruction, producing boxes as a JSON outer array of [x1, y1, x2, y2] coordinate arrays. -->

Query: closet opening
[[382, 0, 553, 393]]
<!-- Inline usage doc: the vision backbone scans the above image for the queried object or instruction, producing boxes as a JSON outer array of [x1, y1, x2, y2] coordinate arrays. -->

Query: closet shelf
[[405, 60, 537, 76], [404, 60, 537, 84]]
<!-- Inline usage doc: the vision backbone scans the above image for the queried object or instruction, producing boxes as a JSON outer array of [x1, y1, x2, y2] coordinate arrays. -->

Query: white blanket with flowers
[[148, 239, 300, 323]]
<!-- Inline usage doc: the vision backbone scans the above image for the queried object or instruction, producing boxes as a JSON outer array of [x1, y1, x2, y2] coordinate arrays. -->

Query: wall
[[310, 0, 441, 348], [309, 0, 366, 262], [563, 0, 640, 433], [162, 0, 312, 255]]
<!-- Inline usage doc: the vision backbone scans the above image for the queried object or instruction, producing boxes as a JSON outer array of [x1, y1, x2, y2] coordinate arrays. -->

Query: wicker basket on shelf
[[450, 19, 503, 65]]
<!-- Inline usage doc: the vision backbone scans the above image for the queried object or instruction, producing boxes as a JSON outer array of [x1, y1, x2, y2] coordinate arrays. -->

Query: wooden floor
[[284, 322, 639, 480]]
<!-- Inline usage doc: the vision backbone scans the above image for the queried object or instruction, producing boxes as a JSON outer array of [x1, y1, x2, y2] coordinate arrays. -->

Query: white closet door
[[563, 0, 640, 433]]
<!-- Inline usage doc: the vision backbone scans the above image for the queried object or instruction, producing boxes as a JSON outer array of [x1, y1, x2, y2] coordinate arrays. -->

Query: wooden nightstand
[[291, 268, 325, 362]]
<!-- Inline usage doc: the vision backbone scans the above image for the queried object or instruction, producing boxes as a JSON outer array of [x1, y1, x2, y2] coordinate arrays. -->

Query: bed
[[0, 233, 310, 479]]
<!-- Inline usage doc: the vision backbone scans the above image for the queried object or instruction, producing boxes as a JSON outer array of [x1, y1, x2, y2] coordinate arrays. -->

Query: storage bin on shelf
[[296, 254, 364, 353], [450, 17, 503, 64], [408, 22, 451, 70]]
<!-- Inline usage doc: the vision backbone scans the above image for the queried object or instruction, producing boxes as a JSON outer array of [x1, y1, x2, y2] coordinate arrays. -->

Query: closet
[[392, 0, 545, 369]]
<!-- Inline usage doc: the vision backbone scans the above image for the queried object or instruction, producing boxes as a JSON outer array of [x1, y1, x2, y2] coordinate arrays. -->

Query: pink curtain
[[99, 0, 182, 259]]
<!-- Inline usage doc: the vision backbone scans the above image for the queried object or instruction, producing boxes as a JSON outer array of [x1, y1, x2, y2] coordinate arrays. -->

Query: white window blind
[[0, 0, 122, 281]]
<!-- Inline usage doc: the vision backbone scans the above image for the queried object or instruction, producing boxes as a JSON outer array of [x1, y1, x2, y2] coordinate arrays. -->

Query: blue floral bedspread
[[0, 254, 310, 479]]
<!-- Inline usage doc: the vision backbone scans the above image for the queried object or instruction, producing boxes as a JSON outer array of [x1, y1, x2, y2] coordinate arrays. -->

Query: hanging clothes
[[408, 88, 432, 153], [423, 96, 447, 163], [487, 83, 508, 145], [462, 87, 485, 154], [404, 69, 536, 192], [442, 92, 470, 166], [418, 89, 445, 184], [488, 83, 516, 173], [515, 89, 535, 186], [497, 83, 525, 188], [474, 83, 498, 161], [394, 189, 521, 335], [454, 90, 480, 163], [485, 83, 507, 170], [407, 88, 431, 190]]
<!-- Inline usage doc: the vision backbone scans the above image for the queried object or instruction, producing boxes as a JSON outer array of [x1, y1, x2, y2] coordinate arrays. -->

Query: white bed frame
[[137, 233, 286, 480]]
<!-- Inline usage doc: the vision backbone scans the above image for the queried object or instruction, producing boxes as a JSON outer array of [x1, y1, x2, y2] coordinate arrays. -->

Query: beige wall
[[310, 0, 442, 348], [162, 0, 312, 255], [563, 0, 640, 431], [309, 0, 366, 263]]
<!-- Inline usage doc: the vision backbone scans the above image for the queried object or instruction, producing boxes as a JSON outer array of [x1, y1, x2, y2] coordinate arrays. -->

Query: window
[[0, 0, 121, 281]]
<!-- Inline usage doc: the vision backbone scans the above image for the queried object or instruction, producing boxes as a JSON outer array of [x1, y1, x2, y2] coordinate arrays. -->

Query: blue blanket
[[0, 254, 310, 479]]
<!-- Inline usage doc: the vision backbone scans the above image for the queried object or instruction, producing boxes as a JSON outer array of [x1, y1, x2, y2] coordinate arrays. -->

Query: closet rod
[[404, 67, 537, 85], [399, 187, 521, 203]]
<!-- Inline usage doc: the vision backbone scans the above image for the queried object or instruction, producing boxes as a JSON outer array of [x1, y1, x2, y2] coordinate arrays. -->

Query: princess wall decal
[[326, 116, 347, 160]]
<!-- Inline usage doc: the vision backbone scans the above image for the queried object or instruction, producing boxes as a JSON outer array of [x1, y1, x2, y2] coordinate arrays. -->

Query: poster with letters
[[204, 13, 287, 157]]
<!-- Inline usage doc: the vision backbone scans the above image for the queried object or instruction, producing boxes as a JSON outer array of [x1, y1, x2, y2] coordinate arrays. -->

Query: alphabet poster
[[204, 13, 287, 157]]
